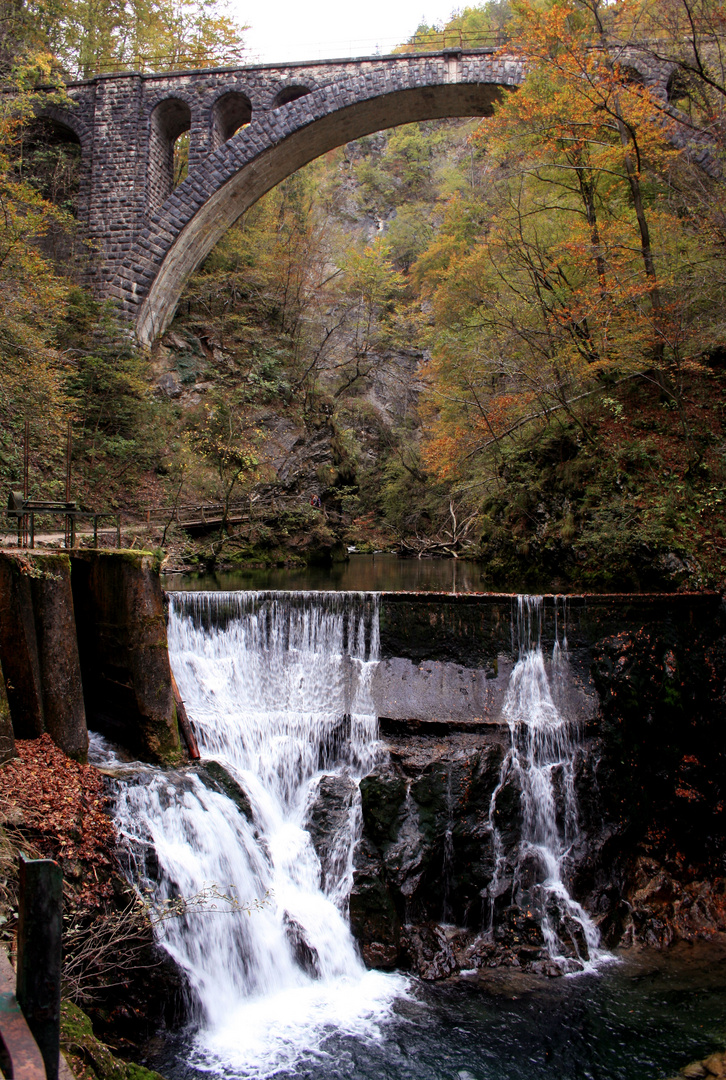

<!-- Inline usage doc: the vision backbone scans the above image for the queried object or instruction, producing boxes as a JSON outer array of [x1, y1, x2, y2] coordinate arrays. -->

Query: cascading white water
[[488, 596, 606, 972], [103, 590, 406, 1078], [95, 587, 610, 1078]]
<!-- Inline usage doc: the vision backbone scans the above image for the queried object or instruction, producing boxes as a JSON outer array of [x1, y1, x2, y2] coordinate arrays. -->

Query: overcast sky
[[238, 1, 462, 64]]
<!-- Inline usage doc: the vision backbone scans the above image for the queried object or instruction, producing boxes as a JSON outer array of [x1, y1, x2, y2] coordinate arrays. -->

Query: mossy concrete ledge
[[0, 552, 87, 761], [71, 550, 182, 764]]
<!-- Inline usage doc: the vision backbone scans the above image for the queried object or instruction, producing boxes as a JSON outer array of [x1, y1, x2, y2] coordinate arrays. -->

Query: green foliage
[[59, 291, 163, 501], [38, 0, 248, 77], [399, 2, 512, 50]]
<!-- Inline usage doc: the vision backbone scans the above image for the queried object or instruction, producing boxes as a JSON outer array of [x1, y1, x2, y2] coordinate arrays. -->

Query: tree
[[25, 0, 248, 78], [414, 0, 726, 490], [188, 394, 265, 535]]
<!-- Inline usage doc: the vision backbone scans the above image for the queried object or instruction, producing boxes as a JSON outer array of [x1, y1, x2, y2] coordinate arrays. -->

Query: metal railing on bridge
[[135, 492, 338, 531]]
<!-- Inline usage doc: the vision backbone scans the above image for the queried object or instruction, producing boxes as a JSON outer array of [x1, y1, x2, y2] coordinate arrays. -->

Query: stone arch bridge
[[45, 48, 680, 344]]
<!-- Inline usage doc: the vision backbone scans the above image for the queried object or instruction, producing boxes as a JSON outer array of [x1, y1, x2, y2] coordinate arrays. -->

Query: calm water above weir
[[162, 554, 487, 593]]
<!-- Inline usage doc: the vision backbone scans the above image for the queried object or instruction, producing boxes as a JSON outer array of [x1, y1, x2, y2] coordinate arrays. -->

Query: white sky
[[237, 1, 463, 64]]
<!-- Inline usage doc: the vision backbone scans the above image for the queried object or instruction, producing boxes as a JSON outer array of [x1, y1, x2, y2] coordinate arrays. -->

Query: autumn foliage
[[0, 735, 116, 907]]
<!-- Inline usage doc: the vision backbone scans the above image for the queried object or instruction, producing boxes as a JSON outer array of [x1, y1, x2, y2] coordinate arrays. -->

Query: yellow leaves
[[340, 242, 405, 306], [410, 1, 726, 488], [57, 0, 249, 77]]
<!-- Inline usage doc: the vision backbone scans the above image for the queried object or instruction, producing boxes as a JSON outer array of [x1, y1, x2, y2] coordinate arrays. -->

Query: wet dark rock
[[349, 834, 401, 968], [400, 924, 457, 980], [284, 913, 320, 978], [193, 760, 254, 821], [306, 772, 357, 892], [359, 771, 407, 847]]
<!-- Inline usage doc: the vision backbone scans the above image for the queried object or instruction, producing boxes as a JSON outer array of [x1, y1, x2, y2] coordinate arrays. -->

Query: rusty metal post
[[29, 514, 34, 550], [16, 854, 63, 1080], [93, 515, 98, 548], [116, 516, 121, 549]]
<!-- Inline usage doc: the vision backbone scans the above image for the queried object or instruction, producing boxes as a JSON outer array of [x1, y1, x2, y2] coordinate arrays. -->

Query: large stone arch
[[112, 60, 523, 343]]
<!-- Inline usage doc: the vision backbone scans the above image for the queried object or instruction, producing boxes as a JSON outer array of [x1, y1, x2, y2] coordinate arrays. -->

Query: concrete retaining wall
[[0, 551, 181, 764], [372, 591, 724, 729]]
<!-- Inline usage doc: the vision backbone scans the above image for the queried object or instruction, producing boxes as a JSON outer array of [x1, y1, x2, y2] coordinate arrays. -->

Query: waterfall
[[100, 590, 405, 1078], [488, 595, 606, 973], [94, 587, 609, 1078]]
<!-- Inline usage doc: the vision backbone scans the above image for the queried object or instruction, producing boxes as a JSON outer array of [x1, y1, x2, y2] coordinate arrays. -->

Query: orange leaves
[[411, 0, 722, 486], [0, 735, 116, 906], [421, 429, 473, 481]]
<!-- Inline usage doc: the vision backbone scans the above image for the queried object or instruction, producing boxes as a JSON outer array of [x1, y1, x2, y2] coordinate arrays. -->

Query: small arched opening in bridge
[[272, 85, 312, 109], [128, 74, 515, 343], [20, 116, 83, 263], [21, 117, 81, 209], [148, 97, 192, 214], [212, 91, 253, 148]]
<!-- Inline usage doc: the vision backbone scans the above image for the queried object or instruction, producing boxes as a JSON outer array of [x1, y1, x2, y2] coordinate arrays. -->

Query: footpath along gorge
[[1, 550, 726, 1078]]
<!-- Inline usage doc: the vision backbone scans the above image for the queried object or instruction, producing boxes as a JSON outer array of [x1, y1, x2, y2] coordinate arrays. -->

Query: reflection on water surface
[[163, 553, 488, 594], [157, 942, 726, 1080]]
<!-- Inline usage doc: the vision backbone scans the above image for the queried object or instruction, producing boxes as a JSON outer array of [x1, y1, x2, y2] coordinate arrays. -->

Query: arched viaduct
[[46, 48, 685, 344]]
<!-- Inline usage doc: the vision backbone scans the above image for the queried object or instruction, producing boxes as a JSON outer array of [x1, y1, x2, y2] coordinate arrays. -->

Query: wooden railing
[[0, 857, 63, 1080], [132, 492, 336, 529]]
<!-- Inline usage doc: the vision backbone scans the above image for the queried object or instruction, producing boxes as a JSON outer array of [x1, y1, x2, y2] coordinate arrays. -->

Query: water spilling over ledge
[[489, 596, 605, 972], [102, 589, 401, 1076], [68, 574, 726, 1078], [92, 588, 671, 1076]]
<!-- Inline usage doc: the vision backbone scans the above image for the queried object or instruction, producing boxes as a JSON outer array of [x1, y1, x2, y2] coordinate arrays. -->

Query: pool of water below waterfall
[[152, 940, 726, 1080]]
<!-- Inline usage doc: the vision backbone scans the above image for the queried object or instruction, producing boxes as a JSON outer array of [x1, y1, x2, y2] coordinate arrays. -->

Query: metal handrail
[[6, 493, 121, 550]]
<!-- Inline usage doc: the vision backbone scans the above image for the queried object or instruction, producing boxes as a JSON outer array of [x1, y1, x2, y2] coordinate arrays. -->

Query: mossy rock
[[61, 1001, 166, 1080], [194, 759, 254, 820]]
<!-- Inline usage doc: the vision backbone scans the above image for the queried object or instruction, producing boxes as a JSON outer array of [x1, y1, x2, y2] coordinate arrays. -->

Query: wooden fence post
[[16, 854, 63, 1080]]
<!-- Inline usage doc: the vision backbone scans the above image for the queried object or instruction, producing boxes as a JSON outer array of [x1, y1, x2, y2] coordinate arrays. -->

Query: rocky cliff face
[[346, 725, 596, 979]]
